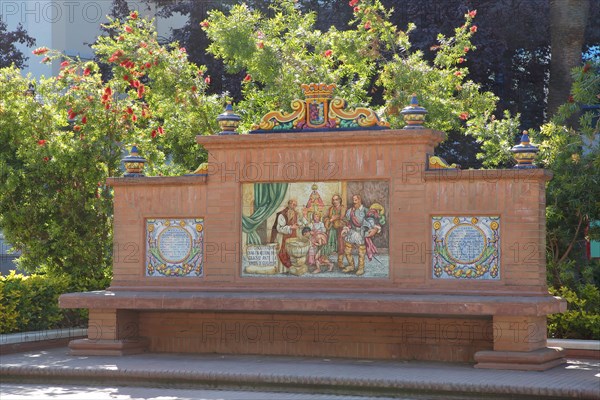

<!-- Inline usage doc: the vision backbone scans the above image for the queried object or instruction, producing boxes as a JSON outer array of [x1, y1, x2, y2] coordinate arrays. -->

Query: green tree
[[0, 12, 222, 289], [202, 0, 518, 168], [537, 61, 600, 289], [0, 19, 35, 69]]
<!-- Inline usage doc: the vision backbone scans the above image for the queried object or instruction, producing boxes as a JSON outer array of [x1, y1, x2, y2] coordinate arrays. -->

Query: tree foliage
[[0, 19, 35, 69], [202, 0, 518, 169], [150, 0, 600, 131], [536, 61, 600, 290], [0, 12, 222, 290]]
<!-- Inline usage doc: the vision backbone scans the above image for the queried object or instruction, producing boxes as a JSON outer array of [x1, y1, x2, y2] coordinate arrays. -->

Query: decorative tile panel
[[146, 218, 204, 277], [241, 181, 389, 278], [432, 216, 500, 280]]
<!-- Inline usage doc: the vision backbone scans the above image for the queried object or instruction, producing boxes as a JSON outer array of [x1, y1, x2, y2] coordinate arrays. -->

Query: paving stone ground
[[1, 347, 598, 399]]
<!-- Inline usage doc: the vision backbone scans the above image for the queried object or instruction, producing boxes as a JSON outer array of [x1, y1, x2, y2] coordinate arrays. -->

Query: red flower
[[324, 49, 333, 57], [180, 47, 186, 53], [41, 57, 50, 63], [104, 87, 112, 95], [126, 107, 134, 114], [205, 75, 211, 84], [151, 130, 157, 138], [200, 21, 209, 28], [137, 87, 145, 99], [118, 35, 124, 41], [464, 46, 470, 53], [140, 41, 147, 48], [458, 57, 465, 63], [73, 125, 81, 131], [364, 21, 371, 30], [244, 74, 252, 82], [37, 139, 47, 146], [454, 71, 462, 76], [349, 0, 359, 6], [69, 112, 77, 119], [105, 104, 111, 110], [130, 11, 138, 19], [60, 61, 70, 68], [469, 10, 477, 18], [123, 75, 130, 81], [132, 114, 138, 122], [158, 126, 164, 135], [125, 26, 133, 33], [459, 112, 469, 120], [145, 62, 151, 69], [81, 116, 87, 124], [257, 41, 264, 49], [191, 85, 197, 92], [470, 25, 477, 33], [32, 47, 49, 55], [354, 6, 360, 13], [43, 156, 50, 162], [568, 95, 574, 103], [83, 68, 91, 76]]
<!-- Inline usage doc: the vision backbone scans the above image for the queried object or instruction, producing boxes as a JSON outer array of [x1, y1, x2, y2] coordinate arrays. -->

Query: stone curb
[[1, 364, 597, 399]]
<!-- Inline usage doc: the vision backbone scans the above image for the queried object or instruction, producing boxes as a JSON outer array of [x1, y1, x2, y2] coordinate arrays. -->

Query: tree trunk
[[547, 0, 590, 117]]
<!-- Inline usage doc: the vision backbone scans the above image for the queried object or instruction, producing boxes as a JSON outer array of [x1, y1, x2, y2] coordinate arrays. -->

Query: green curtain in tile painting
[[242, 183, 288, 244]]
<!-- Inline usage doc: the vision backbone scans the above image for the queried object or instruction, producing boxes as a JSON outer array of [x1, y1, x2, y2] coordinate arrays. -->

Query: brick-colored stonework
[[60, 128, 566, 370]]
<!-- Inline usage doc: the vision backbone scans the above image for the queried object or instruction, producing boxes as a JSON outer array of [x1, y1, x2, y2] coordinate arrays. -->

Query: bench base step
[[474, 347, 566, 371]]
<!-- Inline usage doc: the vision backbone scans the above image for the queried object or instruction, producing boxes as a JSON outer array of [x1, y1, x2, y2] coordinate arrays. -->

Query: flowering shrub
[[0, 14, 222, 287], [203, 0, 519, 165]]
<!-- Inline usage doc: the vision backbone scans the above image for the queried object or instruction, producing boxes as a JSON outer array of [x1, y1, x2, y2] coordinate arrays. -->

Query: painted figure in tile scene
[[342, 195, 385, 276], [322, 194, 346, 270], [304, 213, 333, 273], [270, 199, 307, 273]]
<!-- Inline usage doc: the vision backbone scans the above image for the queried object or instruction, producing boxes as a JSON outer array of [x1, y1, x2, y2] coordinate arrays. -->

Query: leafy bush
[[0, 272, 86, 333], [203, 0, 519, 166], [0, 12, 222, 287], [548, 284, 600, 340]]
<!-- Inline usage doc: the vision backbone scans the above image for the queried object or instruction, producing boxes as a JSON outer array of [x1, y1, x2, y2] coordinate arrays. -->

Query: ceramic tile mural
[[432, 216, 500, 279], [145, 218, 204, 277], [242, 181, 389, 278]]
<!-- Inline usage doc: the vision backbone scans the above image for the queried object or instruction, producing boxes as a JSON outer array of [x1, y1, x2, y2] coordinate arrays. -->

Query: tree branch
[[558, 213, 585, 264]]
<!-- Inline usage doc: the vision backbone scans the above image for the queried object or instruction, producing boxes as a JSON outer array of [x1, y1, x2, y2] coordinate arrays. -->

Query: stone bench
[[60, 104, 567, 371], [60, 290, 566, 370]]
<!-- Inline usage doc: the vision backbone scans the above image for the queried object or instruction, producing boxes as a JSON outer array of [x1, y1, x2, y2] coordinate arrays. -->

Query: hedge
[[547, 284, 600, 340], [0, 272, 86, 334]]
